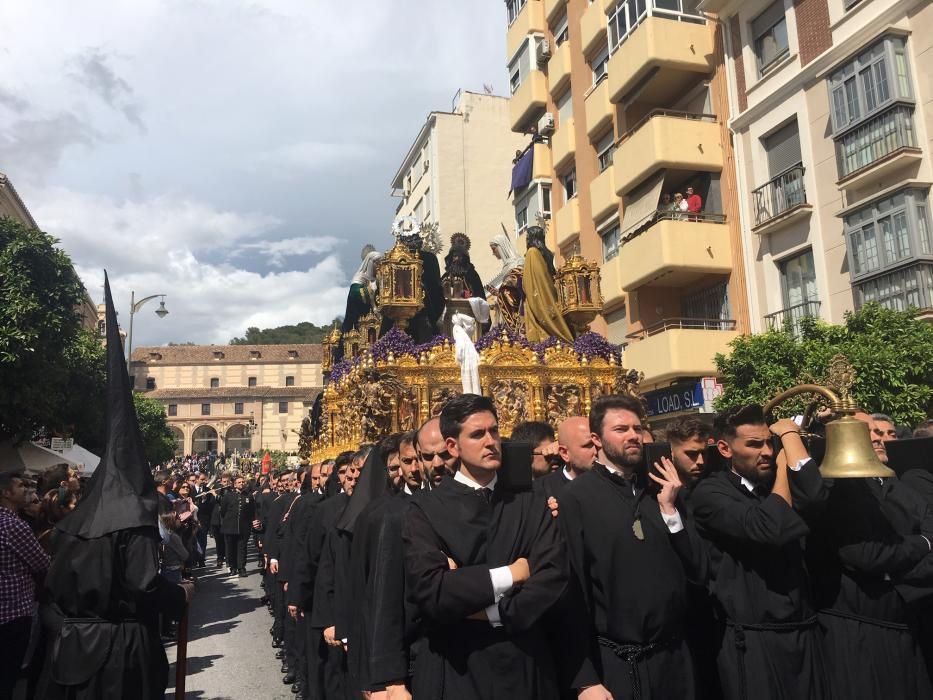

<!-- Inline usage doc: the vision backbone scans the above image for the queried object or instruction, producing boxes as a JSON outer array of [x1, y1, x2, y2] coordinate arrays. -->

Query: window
[[168, 404, 177, 417], [542, 185, 551, 218], [145, 377, 156, 390], [609, 1, 705, 54], [763, 120, 801, 178], [510, 68, 521, 95], [278, 401, 289, 414], [285, 375, 295, 387], [506, 0, 527, 25], [201, 403, 211, 416], [516, 206, 529, 233], [234, 402, 244, 415], [752, 1, 789, 75], [508, 40, 531, 95], [828, 36, 913, 134], [97, 320, 106, 336], [600, 220, 621, 262], [683, 282, 731, 322], [424, 188, 431, 221], [596, 131, 616, 173], [780, 249, 818, 308], [514, 183, 551, 234], [845, 189, 933, 281], [557, 90, 573, 127], [210, 377, 219, 388], [562, 169, 577, 201], [591, 46, 609, 85], [248, 376, 257, 387], [553, 13, 570, 47], [855, 263, 933, 312]]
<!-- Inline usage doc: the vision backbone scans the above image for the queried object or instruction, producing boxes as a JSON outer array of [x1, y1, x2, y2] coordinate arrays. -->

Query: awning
[[58, 443, 101, 476], [0, 439, 83, 475], [620, 170, 666, 237], [509, 146, 534, 195]]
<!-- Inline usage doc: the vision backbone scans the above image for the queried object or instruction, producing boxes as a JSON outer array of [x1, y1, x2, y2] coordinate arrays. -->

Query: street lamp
[[126, 291, 169, 374]]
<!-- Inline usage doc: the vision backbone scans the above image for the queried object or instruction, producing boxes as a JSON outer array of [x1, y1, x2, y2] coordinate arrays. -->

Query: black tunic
[[533, 467, 573, 501], [347, 490, 418, 692], [691, 463, 830, 700], [219, 488, 256, 536], [402, 475, 583, 700], [37, 527, 186, 700], [558, 465, 702, 700], [808, 477, 933, 699]]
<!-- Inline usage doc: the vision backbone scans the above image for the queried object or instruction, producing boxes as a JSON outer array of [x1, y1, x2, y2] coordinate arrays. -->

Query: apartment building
[[703, 0, 933, 332], [130, 344, 322, 455], [390, 90, 527, 285], [504, 0, 750, 421]]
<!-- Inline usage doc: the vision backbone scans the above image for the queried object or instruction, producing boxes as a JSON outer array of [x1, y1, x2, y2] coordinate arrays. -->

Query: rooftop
[[131, 344, 323, 365], [145, 386, 321, 400]]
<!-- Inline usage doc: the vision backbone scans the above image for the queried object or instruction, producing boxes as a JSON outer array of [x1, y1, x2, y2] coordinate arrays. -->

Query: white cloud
[[254, 140, 378, 175], [234, 235, 343, 267]]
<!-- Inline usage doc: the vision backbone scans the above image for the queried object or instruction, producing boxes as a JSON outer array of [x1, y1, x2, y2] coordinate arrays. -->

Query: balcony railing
[[764, 299, 821, 337], [626, 317, 737, 341], [836, 103, 917, 180], [623, 209, 726, 245], [608, 0, 705, 54], [752, 163, 807, 228], [616, 108, 717, 146]]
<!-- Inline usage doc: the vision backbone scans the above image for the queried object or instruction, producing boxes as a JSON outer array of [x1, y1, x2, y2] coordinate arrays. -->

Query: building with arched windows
[[130, 344, 322, 456]]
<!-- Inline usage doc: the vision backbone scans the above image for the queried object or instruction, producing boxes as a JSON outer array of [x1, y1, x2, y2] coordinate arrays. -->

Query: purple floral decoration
[[572, 331, 623, 364], [369, 327, 415, 362], [475, 324, 530, 353]]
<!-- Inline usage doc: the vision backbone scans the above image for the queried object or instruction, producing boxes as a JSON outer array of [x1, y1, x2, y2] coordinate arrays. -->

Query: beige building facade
[[130, 344, 322, 456], [704, 0, 933, 331], [505, 0, 751, 412], [391, 90, 528, 285]]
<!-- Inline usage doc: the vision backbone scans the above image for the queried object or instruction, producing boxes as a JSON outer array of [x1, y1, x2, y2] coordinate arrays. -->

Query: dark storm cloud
[[69, 48, 146, 133]]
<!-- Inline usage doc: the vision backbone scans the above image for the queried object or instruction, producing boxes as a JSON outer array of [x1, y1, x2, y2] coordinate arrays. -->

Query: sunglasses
[[418, 449, 451, 462]]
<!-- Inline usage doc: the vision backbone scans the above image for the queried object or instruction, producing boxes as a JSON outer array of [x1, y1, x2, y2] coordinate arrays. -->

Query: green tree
[[714, 303, 933, 426], [229, 319, 342, 345], [133, 393, 176, 465], [0, 217, 106, 446]]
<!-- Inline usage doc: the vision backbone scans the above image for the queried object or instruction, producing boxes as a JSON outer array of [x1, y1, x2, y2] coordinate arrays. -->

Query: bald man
[[415, 417, 458, 489], [533, 416, 597, 502]]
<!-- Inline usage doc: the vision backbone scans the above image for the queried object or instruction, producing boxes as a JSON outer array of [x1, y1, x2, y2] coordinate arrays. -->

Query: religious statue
[[341, 244, 382, 334], [485, 233, 525, 334], [442, 234, 486, 301], [523, 226, 573, 343]]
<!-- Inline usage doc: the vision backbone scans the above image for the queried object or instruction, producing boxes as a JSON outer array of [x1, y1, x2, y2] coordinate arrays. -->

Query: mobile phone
[[499, 440, 533, 492], [644, 442, 673, 471]]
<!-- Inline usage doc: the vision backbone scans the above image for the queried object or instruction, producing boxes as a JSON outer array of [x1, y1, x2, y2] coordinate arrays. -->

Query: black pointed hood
[[336, 448, 390, 534], [57, 273, 158, 539]]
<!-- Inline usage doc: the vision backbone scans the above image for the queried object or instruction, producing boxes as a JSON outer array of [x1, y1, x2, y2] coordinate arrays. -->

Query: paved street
[[164, 541, 289, 700]]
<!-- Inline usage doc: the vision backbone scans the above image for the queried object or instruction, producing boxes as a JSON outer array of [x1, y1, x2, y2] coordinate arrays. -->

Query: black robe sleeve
[[693, 480, 810, 547], [402, 502, 496, 623], [120, 528, 186, 621], [311, 527, 338, 629]]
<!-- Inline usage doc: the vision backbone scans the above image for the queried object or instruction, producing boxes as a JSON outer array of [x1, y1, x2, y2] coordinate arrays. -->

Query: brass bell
[[818, 415, 896, 479]]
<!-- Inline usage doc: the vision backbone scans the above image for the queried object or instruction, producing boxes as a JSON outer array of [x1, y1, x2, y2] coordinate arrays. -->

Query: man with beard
[[558, 395, 705, 700], [691, 404, 830, 700], [512, 421, 559, 479], [806, 411, 933, 699], [534, 416, 596, 502], [665, 418, 712, 489], [403, 394, 604, 699], [416, 417, 458, 489], [220, 474, 256, 577]]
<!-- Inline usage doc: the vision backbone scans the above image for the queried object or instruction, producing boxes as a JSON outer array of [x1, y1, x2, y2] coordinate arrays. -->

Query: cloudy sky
[[0, 0, 507, 345]]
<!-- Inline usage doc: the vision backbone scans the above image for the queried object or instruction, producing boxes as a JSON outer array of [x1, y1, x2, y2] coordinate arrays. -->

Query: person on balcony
[[686, 186, 703, 222]]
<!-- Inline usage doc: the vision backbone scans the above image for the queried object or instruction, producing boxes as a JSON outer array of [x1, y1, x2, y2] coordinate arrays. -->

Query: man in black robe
[[534, 416, 596, 502], [403, 393, 603, 700], [37, 275, 190, 700], [806, 413, 933, 699], [219, 473, 256, 576], [347, 433, 419, 697], [558, 395, 705, 700], [265, 472, 299, 667], [415, 416, 459, 489], [512, 420, 558, 479], [691, 404, 830, 700]]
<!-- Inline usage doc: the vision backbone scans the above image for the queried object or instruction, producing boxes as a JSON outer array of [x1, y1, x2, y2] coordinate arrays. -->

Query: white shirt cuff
[[662, 509, 684, 534], [790, 458, 808, 472], [489, 566, 513, 599], [485, 602, 502, 627]]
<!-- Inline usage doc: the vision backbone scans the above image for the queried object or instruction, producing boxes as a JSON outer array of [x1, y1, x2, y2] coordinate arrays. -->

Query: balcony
[[548, 40, 573, 98], [554, 197, 581, 248], [590, 163, 620, 221], [836, 104, 922, 187], [764, 300, 821, 338], [625, 319, 739, 387], [529, 142, 552, 181], [580, 0, 608, 58], [507, 0, 547, 61], [552, 117, 577, 172], [751, 163, 812, 234], [601, 253, 626, 309], [510, 71, 549, 133], [585, 78, 614, 142], [607, 5, 711, 105], [544, 0, 568, 23], [618, 214, 731, 291], [613, 110, 722, 195]]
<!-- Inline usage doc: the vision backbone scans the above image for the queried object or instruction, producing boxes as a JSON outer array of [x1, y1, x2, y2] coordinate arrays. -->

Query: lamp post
[[126, 291, 169, 374]]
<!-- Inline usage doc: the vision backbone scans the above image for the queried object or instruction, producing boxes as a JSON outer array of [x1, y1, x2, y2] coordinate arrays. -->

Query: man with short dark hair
[[220, 474, 255, 577], [664, 417, 712, 487], [404, 394, 604, 699], [398, 431, 422, 494], [415, 416, 458, 488], [691, 404, 830, 700], [512, 420, 558, 478], [559, 394, 704, 699], [153, 470, 173, 515], [0, 473, 50, 698]]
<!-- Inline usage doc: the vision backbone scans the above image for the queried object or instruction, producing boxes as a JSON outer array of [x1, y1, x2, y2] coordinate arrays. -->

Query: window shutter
[[752, 0, 785, 39], [764, 121, 802, 177]]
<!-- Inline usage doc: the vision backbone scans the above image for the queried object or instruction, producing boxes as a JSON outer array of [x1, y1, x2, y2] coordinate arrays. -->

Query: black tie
[[478, 487, 492, 504]]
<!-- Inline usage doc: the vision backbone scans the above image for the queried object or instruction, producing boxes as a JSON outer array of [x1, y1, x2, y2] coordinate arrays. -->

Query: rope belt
[[818, 608, 910, 631], [724, 616, 817, 700], [597, 635, 669, 700]]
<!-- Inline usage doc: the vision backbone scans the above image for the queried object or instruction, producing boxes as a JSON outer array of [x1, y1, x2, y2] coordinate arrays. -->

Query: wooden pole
[[175, 606, 189, 699]]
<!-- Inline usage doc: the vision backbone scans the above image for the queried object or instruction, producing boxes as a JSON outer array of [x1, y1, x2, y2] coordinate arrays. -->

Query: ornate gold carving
[[491, 379, 531, 436]]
